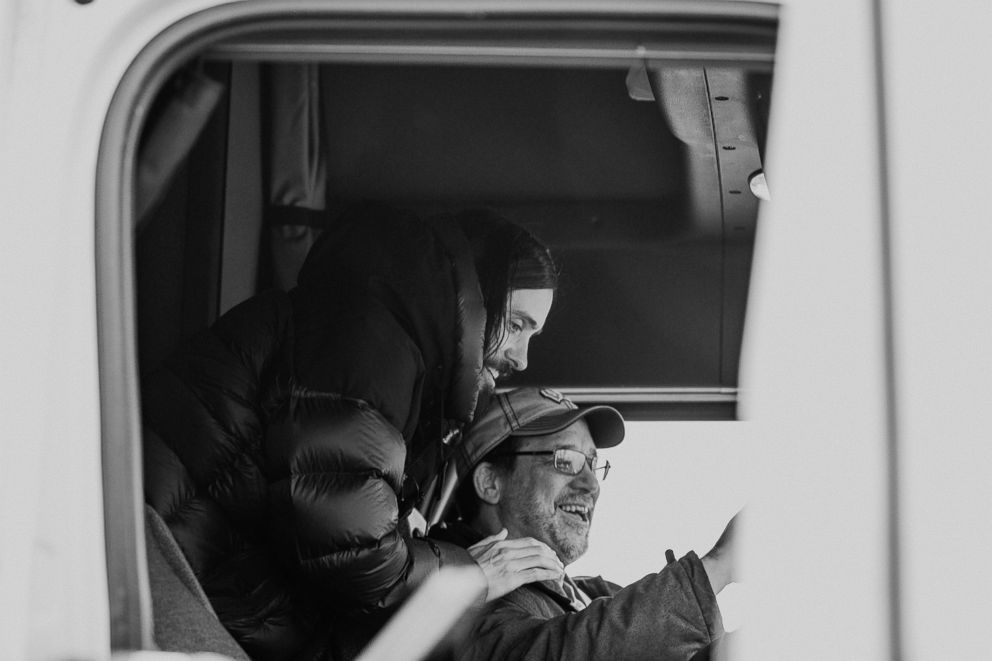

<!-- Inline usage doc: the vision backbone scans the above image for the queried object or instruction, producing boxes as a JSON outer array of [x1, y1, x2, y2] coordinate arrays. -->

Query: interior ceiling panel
[[319, 64, 686, 206], [304, 61, 764, 417]]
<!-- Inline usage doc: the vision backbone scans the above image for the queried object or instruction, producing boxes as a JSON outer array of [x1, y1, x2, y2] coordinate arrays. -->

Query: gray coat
[[454, 551, 724, 661]]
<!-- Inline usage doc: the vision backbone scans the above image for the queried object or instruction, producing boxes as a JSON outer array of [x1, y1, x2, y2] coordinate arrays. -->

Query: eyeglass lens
[[553, 449, 609, 480]]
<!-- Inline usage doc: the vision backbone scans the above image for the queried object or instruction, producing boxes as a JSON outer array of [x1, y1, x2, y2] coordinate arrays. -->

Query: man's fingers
[[522, 567, 565, 583], [505, 560, 565, 583], [496, 567, 563, 596], [471, 539, 563, 572], [470, 534, 558, 558], [468, 533, 566, 601], [482, 536, 562, 562], [473, 547, 562, 573], [492, 550, 562, 573], [479, 562, 564, 601], [496, 546, 565, 571]]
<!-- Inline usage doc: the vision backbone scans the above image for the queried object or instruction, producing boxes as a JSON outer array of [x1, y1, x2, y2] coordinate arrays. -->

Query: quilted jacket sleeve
[[457, 552, 723, 661], [264, 391, 474, 611], [264, 292, 476, 612], [142, 290, 293, 557]]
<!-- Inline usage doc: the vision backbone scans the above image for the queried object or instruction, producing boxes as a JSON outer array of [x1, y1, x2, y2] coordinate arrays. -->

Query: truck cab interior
[[98, 5, 777, 657]]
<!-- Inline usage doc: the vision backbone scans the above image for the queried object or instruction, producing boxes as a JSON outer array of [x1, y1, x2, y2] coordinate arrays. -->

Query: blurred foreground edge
[[356, 566, 487, 661]]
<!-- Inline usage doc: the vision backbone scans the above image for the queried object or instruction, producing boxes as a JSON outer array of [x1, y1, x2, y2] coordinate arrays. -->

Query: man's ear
[[472, 462, 503, 505]]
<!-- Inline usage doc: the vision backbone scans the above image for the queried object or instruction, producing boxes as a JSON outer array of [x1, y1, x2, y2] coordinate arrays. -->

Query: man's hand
[[701, 512, 740, 595], [468, 529, 564, 602]]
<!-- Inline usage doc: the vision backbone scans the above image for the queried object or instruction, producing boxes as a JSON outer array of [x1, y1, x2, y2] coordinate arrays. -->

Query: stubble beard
[[519, 508, 589, 567]]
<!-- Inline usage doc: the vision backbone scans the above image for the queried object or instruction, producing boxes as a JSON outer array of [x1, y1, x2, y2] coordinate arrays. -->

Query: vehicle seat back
[[145, 504, 251, 660]]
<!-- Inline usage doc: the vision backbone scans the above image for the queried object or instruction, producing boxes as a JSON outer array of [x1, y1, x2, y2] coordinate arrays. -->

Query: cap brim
[[511, 405, 625, 449]]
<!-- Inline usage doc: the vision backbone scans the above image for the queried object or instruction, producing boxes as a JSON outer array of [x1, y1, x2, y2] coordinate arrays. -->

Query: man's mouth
[[479, 367, 499, 392], [557, 503, 593, 523], [484, 357, 513, 382]]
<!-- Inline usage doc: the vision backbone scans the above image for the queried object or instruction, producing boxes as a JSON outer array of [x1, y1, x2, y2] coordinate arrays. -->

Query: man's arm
[[264, 303, 474, 611], [266, 392, 452, 610], [456, 551, 723, 661], [701, 512, 740, 595]]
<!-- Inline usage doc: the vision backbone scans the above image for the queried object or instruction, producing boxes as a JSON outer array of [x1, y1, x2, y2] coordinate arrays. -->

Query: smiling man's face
[[494, 420, 601, 566]]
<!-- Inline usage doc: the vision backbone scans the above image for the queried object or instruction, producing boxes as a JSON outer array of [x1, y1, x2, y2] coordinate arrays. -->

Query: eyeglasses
[[496, 448, 611, 481]]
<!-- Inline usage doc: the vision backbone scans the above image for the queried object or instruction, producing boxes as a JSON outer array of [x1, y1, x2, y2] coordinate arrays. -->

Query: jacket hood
[[293, 202, 486, 428]]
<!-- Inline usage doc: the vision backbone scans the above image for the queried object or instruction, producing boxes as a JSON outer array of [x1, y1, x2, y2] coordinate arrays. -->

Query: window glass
[[569, 421, 748, 630]]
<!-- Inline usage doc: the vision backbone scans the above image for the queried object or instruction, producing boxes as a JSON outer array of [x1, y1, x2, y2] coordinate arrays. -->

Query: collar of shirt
[[559, 575, 592, 610]]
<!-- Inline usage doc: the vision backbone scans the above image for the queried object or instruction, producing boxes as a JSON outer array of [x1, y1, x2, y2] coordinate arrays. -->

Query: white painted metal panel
[[570, 421, 749, 628], [25, 0, 992, 658], [738, 0, 893, 658], [883, 2, 992, 659], [0, 0, 235, 657]]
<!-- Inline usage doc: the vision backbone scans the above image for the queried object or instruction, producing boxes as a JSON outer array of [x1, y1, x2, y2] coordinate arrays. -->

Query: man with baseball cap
[[431, 387, 734, 661]]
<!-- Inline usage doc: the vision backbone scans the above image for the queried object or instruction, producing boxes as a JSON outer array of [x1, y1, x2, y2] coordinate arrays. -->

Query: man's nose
[[505, 336, 529, 371], [572, 462, 600, 495]]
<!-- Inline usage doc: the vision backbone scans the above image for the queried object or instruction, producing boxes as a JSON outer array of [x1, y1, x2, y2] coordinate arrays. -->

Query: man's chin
[[551, 533, 589, 567]]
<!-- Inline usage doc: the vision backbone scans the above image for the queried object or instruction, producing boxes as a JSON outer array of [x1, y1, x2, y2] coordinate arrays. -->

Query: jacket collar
[[424, 214, 485, 424]]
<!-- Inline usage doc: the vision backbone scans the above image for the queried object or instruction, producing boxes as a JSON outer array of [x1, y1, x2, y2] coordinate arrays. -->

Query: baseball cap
[[452, 387, 625, 480]]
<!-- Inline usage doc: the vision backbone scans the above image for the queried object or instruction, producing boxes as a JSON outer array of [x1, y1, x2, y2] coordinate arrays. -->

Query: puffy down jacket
[[142, 205, 486, 660]]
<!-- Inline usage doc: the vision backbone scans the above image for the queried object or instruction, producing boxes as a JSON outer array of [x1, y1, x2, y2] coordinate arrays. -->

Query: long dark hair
[[456, 210, 559, 361]]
